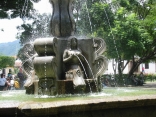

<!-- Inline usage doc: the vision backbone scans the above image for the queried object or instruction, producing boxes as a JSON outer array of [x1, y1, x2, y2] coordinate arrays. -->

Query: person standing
[[142, 66, 145, 73], [5, 77, 11, 90], [10, 76, 15, 90], [0, 74, 7, 91], [17, 70, 25, 89]]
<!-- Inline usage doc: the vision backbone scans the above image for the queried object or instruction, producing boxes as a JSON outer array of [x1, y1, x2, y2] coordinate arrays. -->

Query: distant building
[[105, 59, 156, 75], [1, 57, 22, 77]]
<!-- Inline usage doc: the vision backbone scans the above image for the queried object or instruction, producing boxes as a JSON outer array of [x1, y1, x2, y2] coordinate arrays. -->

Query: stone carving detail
[[63, 37, 86, 88], [25, 0, 108, 95], [93, 38, 108, 77], [50, 0, 75, 37], [94, 38, 106, 56], [24, 70, 39, 95]]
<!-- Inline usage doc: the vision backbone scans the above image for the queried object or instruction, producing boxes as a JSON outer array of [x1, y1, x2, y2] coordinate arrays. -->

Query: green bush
[[143, 73, 156, 82]]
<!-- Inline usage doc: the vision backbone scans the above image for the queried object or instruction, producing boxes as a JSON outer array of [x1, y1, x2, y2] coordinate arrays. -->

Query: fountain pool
[[1, 87, 156, 102], [0, 87, 156, 116]]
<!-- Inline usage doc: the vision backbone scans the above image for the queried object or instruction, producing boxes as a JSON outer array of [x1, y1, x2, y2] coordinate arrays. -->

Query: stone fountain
[[1, 1, 156, 117], [30, 0, 107, 96]]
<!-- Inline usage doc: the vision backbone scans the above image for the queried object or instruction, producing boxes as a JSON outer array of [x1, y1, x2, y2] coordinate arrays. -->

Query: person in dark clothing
[[17, 72, 25, 89]]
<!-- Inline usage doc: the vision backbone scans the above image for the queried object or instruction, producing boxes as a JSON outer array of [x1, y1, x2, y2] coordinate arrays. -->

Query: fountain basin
[[0, 87, 156, 117]]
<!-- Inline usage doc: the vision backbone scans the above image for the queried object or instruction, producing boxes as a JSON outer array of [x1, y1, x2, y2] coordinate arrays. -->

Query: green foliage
[[77, 0, 156, 77], [144, 73, 156, 82], [17, 13, 51, 46], [0, 0, 40, 19], [109, 12, 152, 59], [0, 55, 15, 69], [17, 24, 33, 45]]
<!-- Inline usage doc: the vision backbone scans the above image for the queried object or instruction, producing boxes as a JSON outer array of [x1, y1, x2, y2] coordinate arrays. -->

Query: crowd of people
[[0, 72, 25, 91]]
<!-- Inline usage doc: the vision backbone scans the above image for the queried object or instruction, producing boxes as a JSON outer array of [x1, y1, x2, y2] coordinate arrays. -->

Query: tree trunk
[[118, 59, 123, 85], [128, 57, 142, 79]]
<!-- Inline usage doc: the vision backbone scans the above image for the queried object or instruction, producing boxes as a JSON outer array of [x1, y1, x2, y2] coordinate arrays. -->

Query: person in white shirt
[[10, 76, 15, 90], [0, 74, 7, 91]]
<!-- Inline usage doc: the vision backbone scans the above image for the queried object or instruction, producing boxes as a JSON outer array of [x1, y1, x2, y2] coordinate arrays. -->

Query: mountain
[[0, 40, 21, 56]]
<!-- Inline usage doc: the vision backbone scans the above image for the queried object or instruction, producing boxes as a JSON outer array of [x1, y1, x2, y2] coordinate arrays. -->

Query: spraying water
[[21, 0, 29, 18], [79, 54, 99, 91], [74, 54, 93, 93]]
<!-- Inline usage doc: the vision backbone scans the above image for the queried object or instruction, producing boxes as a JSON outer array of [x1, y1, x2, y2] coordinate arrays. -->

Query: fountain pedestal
[[32, 37, 107, 95], [27, 0, 108, 95]]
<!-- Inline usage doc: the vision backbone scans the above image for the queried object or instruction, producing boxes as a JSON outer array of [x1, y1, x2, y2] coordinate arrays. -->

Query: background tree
[[16, 13, 51, 46], [16, 13, 51, 62], [0, 0, 40, 19], [76, 0, 156, 82], [0, 55, 15, 69], [117, 1, 154, 80]]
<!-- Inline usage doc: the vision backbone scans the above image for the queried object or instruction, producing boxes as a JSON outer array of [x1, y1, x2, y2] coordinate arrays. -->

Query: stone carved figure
[[30, 0, 108, 95], [93, 38, 108, 77], [24, 70, 39, 94], [63, 37, 86, 87]]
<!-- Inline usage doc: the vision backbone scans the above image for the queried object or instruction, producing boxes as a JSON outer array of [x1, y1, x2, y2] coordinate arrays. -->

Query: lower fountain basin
[[0, 86, 156, 117]]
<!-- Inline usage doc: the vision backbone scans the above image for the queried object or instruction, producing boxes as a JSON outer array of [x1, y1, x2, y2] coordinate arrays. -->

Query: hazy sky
[[0, 0, 51, 43]]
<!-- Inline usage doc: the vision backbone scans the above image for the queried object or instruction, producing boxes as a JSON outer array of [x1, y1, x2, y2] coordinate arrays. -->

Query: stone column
[[50, 0, 75, 37]]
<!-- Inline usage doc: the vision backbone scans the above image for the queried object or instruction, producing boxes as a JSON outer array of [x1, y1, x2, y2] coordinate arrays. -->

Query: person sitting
[[5, 77, 11, 90], [131, 74, 138, 86], [14, 78, 20, 90]]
